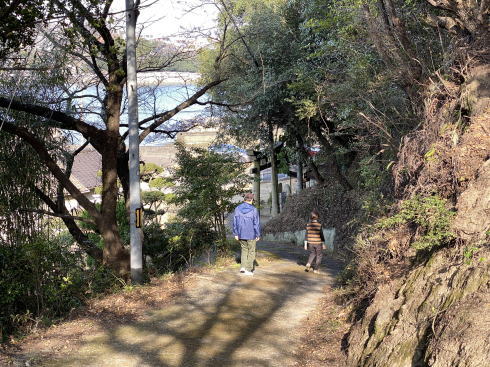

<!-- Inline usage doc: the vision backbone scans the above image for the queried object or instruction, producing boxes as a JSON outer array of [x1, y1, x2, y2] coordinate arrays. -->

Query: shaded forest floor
[[1, 241, 348, 366]]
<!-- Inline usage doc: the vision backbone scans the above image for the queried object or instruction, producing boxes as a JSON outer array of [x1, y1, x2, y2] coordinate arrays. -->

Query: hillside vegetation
[[203, 1, 489, 365], [344, 60, 489, 366], [0, 1, 488, 364]]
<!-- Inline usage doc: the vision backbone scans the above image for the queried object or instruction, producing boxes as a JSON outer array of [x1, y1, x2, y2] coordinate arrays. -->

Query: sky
[[114, 0, 219, 40]]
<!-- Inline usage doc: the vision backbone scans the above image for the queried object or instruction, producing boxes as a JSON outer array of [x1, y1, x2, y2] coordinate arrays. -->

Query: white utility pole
[[253, 156, 261, 216], [126, 0, 143, 284], [296, 142, 303, 193], [270, 140, 279, 217], [296, 161, 303, 193]]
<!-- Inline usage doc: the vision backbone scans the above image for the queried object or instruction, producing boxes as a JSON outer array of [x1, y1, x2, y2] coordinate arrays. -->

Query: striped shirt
[[306, 220, 325, 245]]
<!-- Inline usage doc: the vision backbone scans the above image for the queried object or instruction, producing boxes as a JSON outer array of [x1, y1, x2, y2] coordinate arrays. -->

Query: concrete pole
[[296, 141, 303, 194], [253, 157, 261, 215], [126, 0, 143, 284], [270, 142, 279, 217], [296, 161, 303, 193]]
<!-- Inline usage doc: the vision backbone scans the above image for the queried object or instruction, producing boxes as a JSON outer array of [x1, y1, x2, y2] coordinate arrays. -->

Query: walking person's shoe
[[242, 270, 254, 276], [313, 269, 321, 274], [239, 267, 245, 273], [304, 264, 311, 272]]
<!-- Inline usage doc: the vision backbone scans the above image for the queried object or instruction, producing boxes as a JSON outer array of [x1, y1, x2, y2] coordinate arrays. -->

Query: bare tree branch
[[42, 29, 109, 87], [0, 120, 101, 221], [0, 97, 106, 150], [103, 0, 114, 19], [122, 79, 224, 142], [66, 0, 115, 52], [218, 0, 260, 69], [195, 99, 241, 112], [32, 186, 103, 261], [0, 65, 63, 71], [71, 140, 90, 156]]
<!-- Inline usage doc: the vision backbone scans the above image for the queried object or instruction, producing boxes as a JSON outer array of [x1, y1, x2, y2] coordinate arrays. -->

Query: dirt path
[[8, 242, 342, 367]]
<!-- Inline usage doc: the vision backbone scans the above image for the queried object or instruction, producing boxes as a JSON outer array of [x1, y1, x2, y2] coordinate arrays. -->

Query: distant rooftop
[[69, 145, 180, 191], [71, 148, 102, 192]]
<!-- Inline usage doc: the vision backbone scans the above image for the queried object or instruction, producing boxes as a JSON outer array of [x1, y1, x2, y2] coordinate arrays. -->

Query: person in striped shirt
[[304, 209, 326, 273]]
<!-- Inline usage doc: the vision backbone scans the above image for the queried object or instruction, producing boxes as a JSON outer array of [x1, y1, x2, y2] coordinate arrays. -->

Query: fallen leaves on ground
[[0, 266, 212, 365], [292, 288, 350, 367]]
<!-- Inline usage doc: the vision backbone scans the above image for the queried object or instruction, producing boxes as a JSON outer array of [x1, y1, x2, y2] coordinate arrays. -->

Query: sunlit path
[[35, 242, 341, 367]]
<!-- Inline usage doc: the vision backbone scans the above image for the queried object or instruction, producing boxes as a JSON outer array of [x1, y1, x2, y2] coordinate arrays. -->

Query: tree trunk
[[294, 134, 325, 185], [425, 0, 489, 37], [317, 117, 357, 169], [98, 216, 129, 275], [362, 0, 422, 101], [268, 123, 280, 217], [216, 213, 226, 245], [99, 83, 130, 276], [311, 124, 353, 190]]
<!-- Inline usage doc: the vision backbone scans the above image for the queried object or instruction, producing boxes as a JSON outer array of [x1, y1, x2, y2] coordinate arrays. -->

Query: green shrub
[[140, 162, 164, 178], [143, 221, 218, 275], [148, 177, 174, 189], [378, 195, 455, 250], [142, 190, 166, 203], [77, 199, 218, 276], [357, 157, 391, 219], [0, 234, 120, 341]]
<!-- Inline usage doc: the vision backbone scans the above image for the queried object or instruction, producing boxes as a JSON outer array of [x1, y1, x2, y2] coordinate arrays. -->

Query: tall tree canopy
[[201, 0, 487, 194], [0, 0, 225, 274], [0, 0, 51, 58]]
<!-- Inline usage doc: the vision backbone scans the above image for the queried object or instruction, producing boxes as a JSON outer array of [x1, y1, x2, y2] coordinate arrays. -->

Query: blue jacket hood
[[237, 202, 255, 214]]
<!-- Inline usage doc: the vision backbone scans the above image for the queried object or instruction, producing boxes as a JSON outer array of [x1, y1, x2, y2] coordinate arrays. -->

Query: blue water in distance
[[137, 84, 205, 119], [72, 84, 207, 145]]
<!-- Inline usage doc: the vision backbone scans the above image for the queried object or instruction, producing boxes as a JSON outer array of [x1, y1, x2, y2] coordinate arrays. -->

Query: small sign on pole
[[135, 208, 142, 228]]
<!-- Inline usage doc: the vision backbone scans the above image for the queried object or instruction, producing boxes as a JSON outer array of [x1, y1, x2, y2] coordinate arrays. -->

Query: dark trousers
[[239, 239, 256, 272], [307, 243, 323, 269]]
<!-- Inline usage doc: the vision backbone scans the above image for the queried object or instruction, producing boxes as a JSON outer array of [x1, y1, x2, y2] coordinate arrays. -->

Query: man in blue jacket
[[233, 192, 260, 276]]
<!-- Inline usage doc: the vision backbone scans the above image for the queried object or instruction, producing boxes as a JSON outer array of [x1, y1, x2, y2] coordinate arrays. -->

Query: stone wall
[[262, 228, 336, 250]]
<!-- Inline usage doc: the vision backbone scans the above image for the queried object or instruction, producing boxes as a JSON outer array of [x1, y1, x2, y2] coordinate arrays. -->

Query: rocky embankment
[[345, 59, 490, 366]]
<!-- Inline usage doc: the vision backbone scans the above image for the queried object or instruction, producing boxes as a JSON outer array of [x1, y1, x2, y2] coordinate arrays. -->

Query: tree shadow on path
[[41, 242, 341, 367]]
